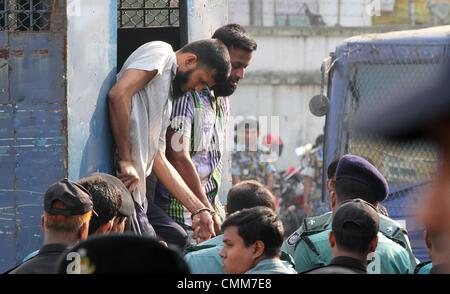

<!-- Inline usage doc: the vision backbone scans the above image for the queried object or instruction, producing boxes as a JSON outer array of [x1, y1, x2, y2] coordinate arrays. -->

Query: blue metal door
[[0, 0, 66, 272]]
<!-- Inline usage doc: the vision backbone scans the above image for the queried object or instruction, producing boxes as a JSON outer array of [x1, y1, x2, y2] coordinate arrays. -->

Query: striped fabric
[[165, 89, 228, 227]]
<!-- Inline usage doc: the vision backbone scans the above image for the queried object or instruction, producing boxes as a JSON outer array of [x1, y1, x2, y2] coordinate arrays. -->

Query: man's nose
[[236, 68, 245, 79], [219, 249, 225, 258]]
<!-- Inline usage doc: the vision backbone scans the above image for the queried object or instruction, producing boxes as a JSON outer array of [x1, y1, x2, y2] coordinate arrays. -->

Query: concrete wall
[[318, 0, 372, 27], [67, 0, 117, 179], [186, 0, 229, 41], [229, 0, 372, 27], [232, 26, 408, 171], [229, 0, 250, 26]]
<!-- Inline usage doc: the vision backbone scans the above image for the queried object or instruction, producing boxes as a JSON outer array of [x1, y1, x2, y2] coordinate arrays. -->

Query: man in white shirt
[[108, 39, 231, 242]]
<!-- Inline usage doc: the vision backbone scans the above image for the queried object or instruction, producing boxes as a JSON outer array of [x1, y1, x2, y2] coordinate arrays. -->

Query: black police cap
[[333, 198, 380, 239], [44, 178, 93, 216]]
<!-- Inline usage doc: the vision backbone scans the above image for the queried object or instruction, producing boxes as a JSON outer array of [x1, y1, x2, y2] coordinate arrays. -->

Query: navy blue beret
[[336, 155, 389, 202]]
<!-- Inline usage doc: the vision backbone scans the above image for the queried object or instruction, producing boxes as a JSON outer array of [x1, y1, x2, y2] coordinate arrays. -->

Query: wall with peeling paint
[[0, 0, 68, 271], [185, 0, 231, 203], [0, 0, 116, 272], [67, 0, 117, 180], [186, 0, 229, 41]]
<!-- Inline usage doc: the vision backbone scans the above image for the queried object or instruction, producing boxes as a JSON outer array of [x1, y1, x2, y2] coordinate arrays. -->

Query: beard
[[212, 77, 238, 97], [172, 69, 193, 97]]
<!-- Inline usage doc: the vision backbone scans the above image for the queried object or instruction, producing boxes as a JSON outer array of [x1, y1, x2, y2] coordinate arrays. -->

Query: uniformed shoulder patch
[[287, 231, 301, 246], [304, 211, 333, 232]]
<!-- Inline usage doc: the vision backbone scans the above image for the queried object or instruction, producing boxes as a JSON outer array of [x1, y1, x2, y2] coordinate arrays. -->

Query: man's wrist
[[191, 207, 216, 220], [119, 158, 133, 163]]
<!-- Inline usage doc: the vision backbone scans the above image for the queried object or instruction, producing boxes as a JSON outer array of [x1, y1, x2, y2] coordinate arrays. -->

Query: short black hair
[[78, 175, 120, 234], [335, 178, 378, 204], [179, 39, 230, 86], [327, 156, 341, 179], [212, 24, 257, 52], [222, 207, 284, 258], [226, 180, 276, 214]]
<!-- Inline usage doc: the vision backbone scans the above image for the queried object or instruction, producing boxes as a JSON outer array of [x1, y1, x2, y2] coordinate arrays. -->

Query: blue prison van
[[322, 26, 450, 261]]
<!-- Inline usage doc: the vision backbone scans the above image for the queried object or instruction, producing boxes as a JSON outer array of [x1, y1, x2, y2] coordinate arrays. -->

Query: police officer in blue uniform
[[282, 154, 416, 274], [304, 199, 380, 274], [185, 180, 294, 273]]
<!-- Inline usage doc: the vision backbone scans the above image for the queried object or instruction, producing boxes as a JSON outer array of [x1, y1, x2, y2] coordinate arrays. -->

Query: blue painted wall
[[0, 32, 67, 271], [67, 0, 117, 180], [0, 0, 117, 271]]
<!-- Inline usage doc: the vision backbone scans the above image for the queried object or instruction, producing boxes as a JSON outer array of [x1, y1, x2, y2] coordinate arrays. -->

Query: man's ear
[[41, 215, 45, 233], [96, 220, 113, 234], [424, 230, 432, 250], [183, 53, 197, 68], [329, 231, 336, 248], [330, 191, 337, 211], [224, 205, 229, 218], [368, 235, 379, 253], [326, 179, 333, 192], [79, 222, 90, 240], [252, 240, 265, 260]]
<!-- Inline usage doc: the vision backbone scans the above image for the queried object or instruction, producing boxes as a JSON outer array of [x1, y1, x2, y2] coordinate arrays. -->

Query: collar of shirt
[[38, 243, 69, 255], [330, 256, 367, 273], [246, 258, 294, 274]]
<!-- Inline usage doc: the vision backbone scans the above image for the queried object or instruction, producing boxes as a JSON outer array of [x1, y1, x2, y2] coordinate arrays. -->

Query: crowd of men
[[4, 23, 450, 274]]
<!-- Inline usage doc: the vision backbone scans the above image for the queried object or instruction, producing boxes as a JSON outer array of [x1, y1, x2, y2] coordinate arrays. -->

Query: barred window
[[118, 0, 179, 28], [0, 0, 52, 31]]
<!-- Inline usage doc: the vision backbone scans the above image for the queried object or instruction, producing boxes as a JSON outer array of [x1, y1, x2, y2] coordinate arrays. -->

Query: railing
[[118, 0, 180, 28]]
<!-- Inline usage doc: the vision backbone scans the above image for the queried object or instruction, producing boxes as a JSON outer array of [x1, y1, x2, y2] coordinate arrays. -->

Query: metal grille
[[0, 0, 52, 31], [341, 43, 444, 197], [334, 42, 447, 261], [118, 0, 179, 28]]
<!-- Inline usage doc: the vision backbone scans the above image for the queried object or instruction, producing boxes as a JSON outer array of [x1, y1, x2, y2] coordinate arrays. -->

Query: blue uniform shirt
[[185, 235, 296, 274], [415, 261, 432, 274], [185, 235, 224, 274], [245, 258, 297, 274], [293, 228, 413, 274]]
